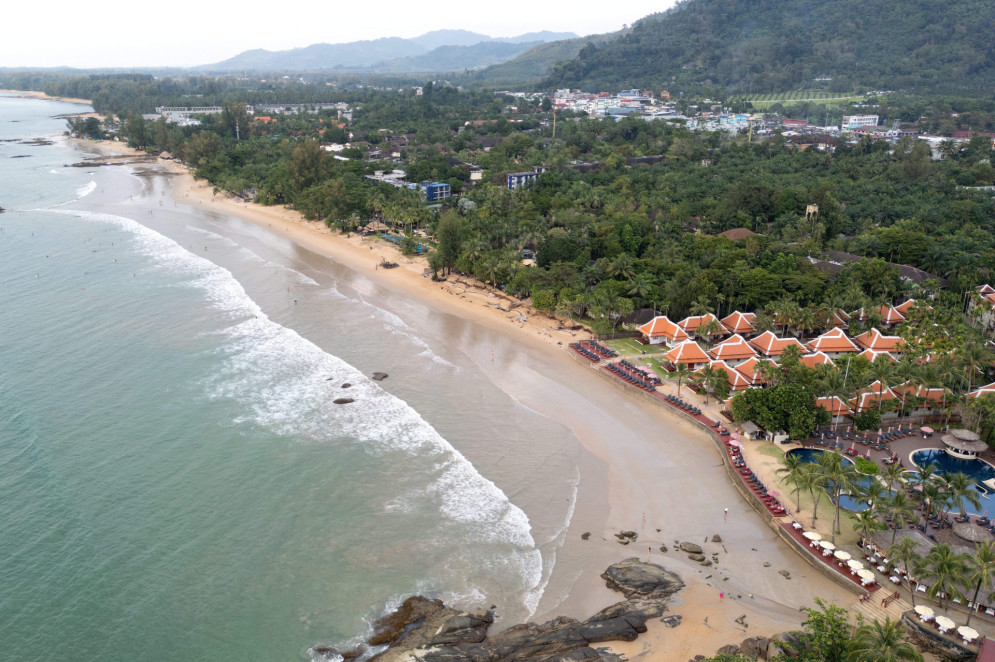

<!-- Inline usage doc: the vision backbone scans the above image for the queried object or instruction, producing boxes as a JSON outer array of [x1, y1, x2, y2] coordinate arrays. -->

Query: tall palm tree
[[958, 342, 993, 395], [605, 254, 636, 281], [881, 491, 918, 545], [850, 510, 887, 543], [694, 364, 724, 404], [688, 297, 713, 318], [888, 536, 923, 608], [945, 472, 982, 520], [673, 362, 690, 397], [966, 541, 995, 626], [625, 272, 655, 301], [883, 462, 907, 494], [846, 617, 923, 662], [920, 543, 970, 610], [802, 463, 829, 527], [777, 453, 808, 512], [697, 318, 724, 348], [868, 357, 895, 415], [819, 451, 861, 543]]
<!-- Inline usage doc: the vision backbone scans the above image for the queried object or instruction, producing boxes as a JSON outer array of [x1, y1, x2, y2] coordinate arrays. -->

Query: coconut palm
[[868, 357, 896, 415], [625, 272, 655, 301], [605, 254, 636, 281], [673, 362, 690, 397], [920, 543, 970, 610], [966, 541, 995, 626], [819, 451, 861, 543], [693, 364, 725, 404], [850, 510, 887, 543], [881, 491, 918, 545], [888, 536, 923, 608], [883, 462, 907, 494], [958, 342, 993, 395], [801, 463, 830, 527], [697, 318, 724, 348], [777, 453, 808, 512], [846, 617, 923, 662], [944, 472, 982, 520]]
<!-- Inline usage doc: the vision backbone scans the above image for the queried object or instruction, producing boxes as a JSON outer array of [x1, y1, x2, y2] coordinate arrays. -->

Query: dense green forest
[[543, 0, 995, 94]]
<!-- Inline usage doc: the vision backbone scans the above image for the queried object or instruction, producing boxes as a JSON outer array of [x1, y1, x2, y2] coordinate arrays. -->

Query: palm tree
[[605, 254, 636, 281], [881, 491, 918, 545], [777, 453, 808, 512], [883, 462, 907, 494], [889, 536, 923, 608], [966, 541, 995, 626], [697, 318, 724, 348], [625, 272, 655, 301], [688, 297, 713, 318], [958, 342, 993, 395], [868, 357, 895, 415], [850, 510, 887, 543], [944, 472, 982, 519], [920, 543, 970, 610], [819, 451, 861, 543], [846, 617, 923, 662], [673, 362, 690, 397], [694, 364, 724, 404], [802, 463, 830, 527]]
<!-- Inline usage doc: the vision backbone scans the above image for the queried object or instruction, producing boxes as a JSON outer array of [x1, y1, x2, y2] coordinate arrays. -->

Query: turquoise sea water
[[0, 96, 580, 661]]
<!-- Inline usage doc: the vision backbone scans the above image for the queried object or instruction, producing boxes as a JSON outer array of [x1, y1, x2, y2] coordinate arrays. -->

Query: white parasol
[[935, 615, 956, 630], [834, 550, 852, 561], [820, 540, 836, 550], [958, 625, 979, 640], [803, 531, 822, 541], [856, 568, 875, 579], [847, 559, 864, 570], [914, 605, 934, 617]]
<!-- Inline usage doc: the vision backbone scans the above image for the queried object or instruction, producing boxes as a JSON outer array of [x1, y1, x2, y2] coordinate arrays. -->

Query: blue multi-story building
[[421, 181, 451, 202], [506, 167, 548, 190]]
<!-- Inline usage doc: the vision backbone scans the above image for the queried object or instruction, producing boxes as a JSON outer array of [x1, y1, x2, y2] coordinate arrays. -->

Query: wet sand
[[76, 137, 860, 660]]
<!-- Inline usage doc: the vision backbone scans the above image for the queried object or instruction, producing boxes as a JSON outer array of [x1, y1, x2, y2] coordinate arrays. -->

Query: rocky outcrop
[[679, 542, 702, 554], [321, 560, 684, 662]]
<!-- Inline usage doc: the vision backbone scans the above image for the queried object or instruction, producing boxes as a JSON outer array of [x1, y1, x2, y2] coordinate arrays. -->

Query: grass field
[[605, 337, 658, 356], [730, 91, 866, 109]]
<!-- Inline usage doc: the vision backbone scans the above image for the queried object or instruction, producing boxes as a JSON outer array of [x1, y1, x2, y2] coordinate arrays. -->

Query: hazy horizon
[[3, 0, 673, 69]]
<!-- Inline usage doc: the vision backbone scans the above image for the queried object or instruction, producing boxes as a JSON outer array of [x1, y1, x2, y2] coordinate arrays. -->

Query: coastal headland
[[72, 135, 859, 661]]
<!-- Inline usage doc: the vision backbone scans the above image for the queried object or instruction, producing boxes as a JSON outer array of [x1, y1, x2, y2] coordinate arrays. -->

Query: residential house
[[678, 313, 722, 340], [853, 327, 906, 354], [799, 352, 836, 370], [720, 311, 756, 336], [707, 334, 758, 366], [805, 328, 859, 359], [664, 340, 711, 369], [849, 380, 900, 415], [699, 360, 752, 393], [815, 396, 853, 424], [748, 331, 807, 358], [637, 316, 689, 346]]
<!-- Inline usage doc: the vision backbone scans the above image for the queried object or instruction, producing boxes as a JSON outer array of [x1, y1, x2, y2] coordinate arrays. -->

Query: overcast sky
[[3, 0, 673, 69]]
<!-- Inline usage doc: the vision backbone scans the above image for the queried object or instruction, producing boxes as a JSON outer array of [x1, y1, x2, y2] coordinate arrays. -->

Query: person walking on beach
[[724, 507, 728, 521]]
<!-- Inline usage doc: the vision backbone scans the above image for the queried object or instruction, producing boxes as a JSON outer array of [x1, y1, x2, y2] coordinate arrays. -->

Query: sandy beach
[[74, 136, 862, 660], [0, 88, 95, 106]]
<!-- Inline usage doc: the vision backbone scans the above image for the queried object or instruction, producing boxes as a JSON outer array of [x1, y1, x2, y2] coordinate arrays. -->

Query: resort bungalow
[[719, 311, 756, 337], [894, 381, 948, 416], [849, 380, 901, 416], [805, 328, 859, 359], [829, 309, 851, 329], [733, 356, 772, 386], [894, 298, 928, 317], [858, 348, 897, 363], [678, 313, 723, 340], [699, 360, 752, 392], [969, 382, 995, 400], [856, 305, 906, 328], [637, 316, 689, 347], [853, 327, 906, 355], [664, 340, 711, 370], [707, 334, 758, 366], [815, 396, 853, 424], [799, 351, 836, 370], [748, 331, 807, 358]]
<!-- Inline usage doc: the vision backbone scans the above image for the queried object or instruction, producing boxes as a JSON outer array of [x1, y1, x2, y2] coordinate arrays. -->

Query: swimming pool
[[911, 448, 995, 516]]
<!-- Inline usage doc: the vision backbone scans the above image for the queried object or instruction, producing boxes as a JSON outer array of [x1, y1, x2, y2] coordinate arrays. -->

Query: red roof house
[[720, 311, 756, 336], [638, 316, 689, 346], [707, 334, 758, 365]]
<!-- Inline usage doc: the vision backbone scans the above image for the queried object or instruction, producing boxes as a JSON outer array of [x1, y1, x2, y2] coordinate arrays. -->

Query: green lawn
[[605, 337, 659, 356], [636, 356, 670, 380]]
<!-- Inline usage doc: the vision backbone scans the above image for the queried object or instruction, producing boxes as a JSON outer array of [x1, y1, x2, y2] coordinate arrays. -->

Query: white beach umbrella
[[935, 615, 956, 630], [834, 550, 852, 561], [803, 531, 822, 541], [914, 605, 934, 617], [847, 559, 864, 570], [856, 568, 875, 580], [958, 625, 979, 640], [819, 540, 836, 550]]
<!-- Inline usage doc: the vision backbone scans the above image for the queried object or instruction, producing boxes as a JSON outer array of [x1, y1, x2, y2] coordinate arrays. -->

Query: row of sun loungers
[[585, 340, 617, 359], [604, 362, 657, 391], [619, 359, 661, 385], [663, 394, 702, 415], [572, 344, 602, 363], [728, 441, 786, 516]]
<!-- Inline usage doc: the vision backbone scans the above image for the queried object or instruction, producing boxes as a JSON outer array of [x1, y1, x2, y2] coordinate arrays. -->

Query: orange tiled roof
[[894, 299, 919, 316], [733, 356, 773, 385], [849, 380, 899, 412], [894, 381, 947, 404], [719, 311, 756, 335], [707, 334, 758, 361], [978, 284, 995, 295], [748, 331, 807, 357], [678, 313, 721, 335], [805, 328, 859, 354], [858, 348, 896, 363], [830, 309, 850, 328], [857, 305, 905, 325], [815, 396, 853, 416], [799, 351, 836, 370], [638, 316, 689, 343], [664, 340, 710, 365], [700, 360, 752, 391], [969, 382, 995, 400], [853, 327, 906, 352]]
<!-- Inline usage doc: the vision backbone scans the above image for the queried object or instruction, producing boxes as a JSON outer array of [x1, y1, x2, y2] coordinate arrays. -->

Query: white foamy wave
[[75, 180, 96, 198], [47, 207, 542, 616], [366, 303, 458, 372]]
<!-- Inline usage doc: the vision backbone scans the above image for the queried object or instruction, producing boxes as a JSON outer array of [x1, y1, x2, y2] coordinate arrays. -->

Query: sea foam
[[48, 207, 543, 615]]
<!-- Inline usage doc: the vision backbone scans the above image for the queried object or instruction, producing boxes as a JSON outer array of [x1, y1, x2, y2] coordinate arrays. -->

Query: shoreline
[[73, 136, 860, 660], [0, 89, 94, 106]]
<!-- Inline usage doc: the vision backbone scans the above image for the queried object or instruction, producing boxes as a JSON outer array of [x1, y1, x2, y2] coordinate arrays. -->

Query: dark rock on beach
[[679, 542, 702, 554], [341, 383, 352, 388], [335, 560, 683, 662], [333, 398, 355, 405], [372, 372, 389, 381]]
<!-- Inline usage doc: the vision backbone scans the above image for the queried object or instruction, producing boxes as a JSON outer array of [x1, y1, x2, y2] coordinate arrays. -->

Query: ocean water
[[0, 96, 580, 661]]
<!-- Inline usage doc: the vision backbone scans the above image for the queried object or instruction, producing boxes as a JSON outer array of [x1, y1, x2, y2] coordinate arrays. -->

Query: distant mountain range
[[199, 30, 577, 73]]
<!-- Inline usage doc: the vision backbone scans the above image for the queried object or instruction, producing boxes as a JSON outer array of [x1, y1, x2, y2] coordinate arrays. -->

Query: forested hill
[[544, 0, 995, 94]]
